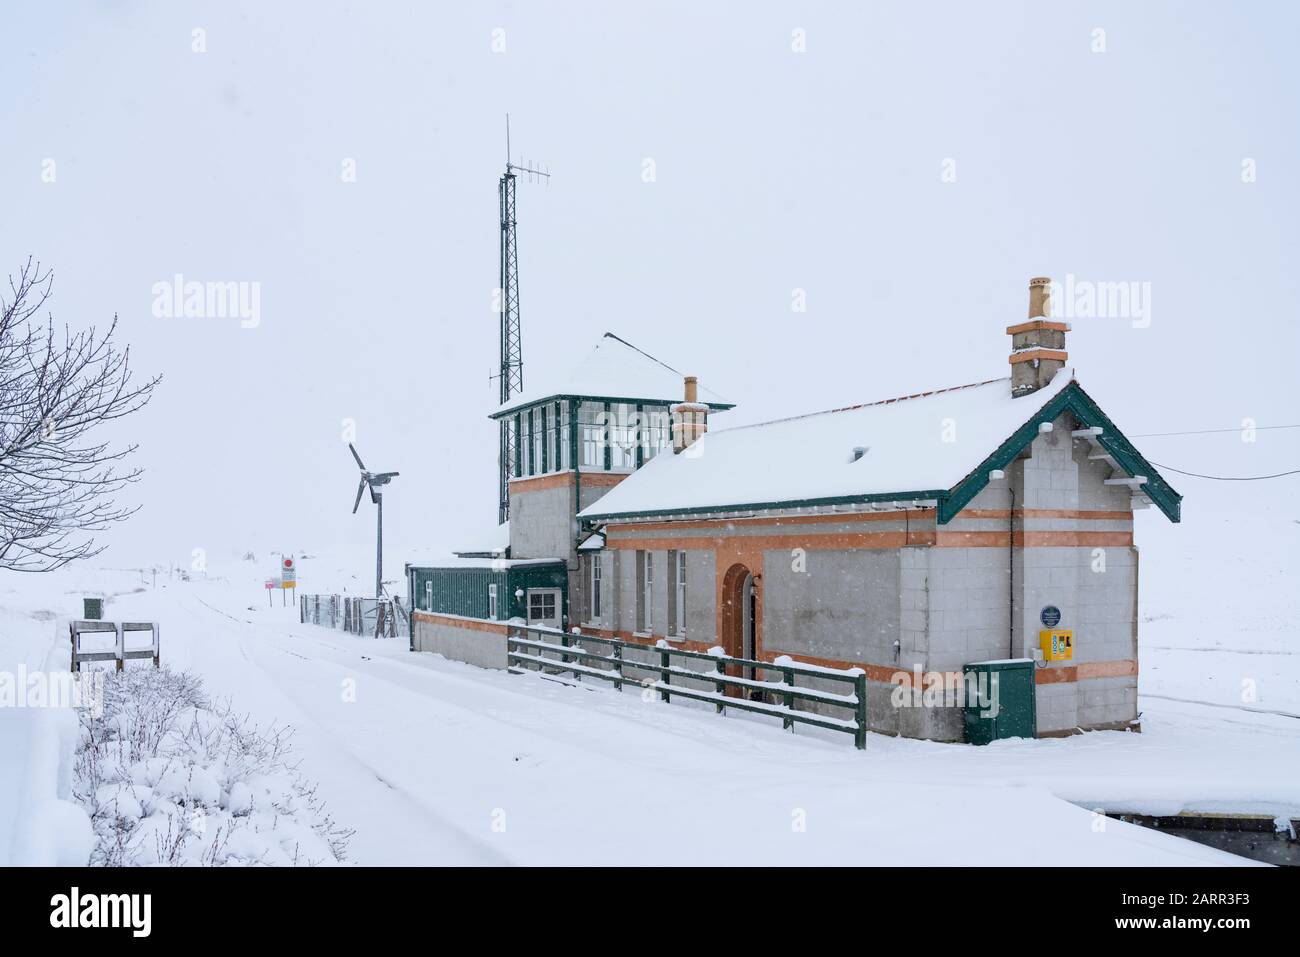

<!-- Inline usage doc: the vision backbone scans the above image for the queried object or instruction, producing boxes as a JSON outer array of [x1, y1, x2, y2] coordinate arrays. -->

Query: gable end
[[937, 382, 1182, 524]]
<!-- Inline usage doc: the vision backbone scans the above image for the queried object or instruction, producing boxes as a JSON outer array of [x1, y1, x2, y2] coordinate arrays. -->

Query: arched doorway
[[720, 563, 760, 696]]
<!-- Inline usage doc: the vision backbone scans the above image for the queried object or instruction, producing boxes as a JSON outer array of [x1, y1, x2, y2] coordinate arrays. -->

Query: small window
[[642, 406, 671, 464], [488, 583, 498, 619], [611, 403, 636, 470], [424, 581, 433, 612], [560, 404, 571, 471], [590, 555, 602, 620], [511, 415, 522, 478], [579, 401, 606, 469], [520, 410, 530, 476], [669, 550, 687, 637], [636, 550, 654, 633], [532, 408, 544, 475], [528, 591, 556, 620]]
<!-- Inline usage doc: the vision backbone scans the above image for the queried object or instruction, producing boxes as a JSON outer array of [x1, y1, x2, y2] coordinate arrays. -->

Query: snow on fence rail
[[299, 594, 408, 638], [69, 620, 159, 672], [506, 624, 867, 748]]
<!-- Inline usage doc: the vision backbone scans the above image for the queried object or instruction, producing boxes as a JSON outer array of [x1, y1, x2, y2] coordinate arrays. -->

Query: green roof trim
[[581, 489, 950, 525], [938, 380, 1181, 524], [490, 393, 735, 421], [581, 381, 1181, 527]]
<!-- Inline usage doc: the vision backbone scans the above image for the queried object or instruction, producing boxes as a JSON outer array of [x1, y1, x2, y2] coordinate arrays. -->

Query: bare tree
[[0, 258, 159, 571]]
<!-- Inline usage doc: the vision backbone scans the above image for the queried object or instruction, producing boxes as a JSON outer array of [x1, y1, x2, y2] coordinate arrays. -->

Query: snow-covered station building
[[408, 278, 1181, 741]]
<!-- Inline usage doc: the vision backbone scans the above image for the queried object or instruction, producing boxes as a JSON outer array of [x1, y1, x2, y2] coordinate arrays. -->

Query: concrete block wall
[[579, 544, 709, 644], [760, 547, 905, 735], [1074, 545, 1138, 663], [412, 614, 508, 669], [615, 546, 638, 634], [509, 480, 574, 561], [761, 548, 901, 666], [1035, 680, 1078, 730], [1007, 412, 1138, 734], [920, 546, 1013, 673], [578, 479, 625, 511], [571, 413, 1140, 743], [683, 551, 716, 642], [1076, 675, 1137, 728]]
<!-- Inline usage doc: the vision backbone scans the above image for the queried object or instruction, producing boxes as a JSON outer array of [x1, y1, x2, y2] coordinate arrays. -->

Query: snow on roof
[[410, 556, 563, 570], [452, 521, 510, 557], [581, 370, 1075, 520], [493, 333, 731, 417]]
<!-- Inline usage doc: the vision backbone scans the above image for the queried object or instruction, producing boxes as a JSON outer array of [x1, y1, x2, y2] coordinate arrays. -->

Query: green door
[[963, 659, 1036, 744]]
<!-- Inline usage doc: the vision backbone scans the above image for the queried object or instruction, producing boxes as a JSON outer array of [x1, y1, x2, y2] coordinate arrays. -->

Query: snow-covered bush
[[73, 667, 352, 866]]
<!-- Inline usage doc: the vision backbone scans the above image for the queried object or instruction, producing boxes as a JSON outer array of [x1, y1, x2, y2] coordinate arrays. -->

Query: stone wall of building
[[411, 612, 509, 669], [552, 407, 1142, 743], [509, 476, 574, 561]]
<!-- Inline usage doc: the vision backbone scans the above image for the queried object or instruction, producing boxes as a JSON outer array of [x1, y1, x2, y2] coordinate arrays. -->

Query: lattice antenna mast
[[498, 114, 549, 524]]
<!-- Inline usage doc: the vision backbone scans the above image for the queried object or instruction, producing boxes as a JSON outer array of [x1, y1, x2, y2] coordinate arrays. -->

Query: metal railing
[[300, 594, 409, 638], [507, 624, 867, 748], [70, 620, 160, 672]]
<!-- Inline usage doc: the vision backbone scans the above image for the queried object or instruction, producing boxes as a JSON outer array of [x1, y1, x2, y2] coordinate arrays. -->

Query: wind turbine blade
[[349, 443, 367, 471], [352, 479, 366, 514]]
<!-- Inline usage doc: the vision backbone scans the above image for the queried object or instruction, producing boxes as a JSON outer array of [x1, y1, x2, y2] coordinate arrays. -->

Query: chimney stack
[[1008, 277, 1068, 396], [671, 375, 708, 453]]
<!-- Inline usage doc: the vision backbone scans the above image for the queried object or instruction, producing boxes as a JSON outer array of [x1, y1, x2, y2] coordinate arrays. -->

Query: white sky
[[2, 1, 1296, 569]]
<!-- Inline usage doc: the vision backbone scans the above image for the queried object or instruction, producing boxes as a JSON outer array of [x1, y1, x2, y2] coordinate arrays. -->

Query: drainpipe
[[1008, 486, 1015, 658], [569, 399, 581, 630]]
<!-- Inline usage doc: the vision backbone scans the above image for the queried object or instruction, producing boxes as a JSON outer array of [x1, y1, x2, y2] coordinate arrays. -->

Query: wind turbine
[[349, 443, 399, 600]]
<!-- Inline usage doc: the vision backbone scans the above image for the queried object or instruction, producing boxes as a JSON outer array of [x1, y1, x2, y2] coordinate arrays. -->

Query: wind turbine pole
[[375, 494, 383, 600]]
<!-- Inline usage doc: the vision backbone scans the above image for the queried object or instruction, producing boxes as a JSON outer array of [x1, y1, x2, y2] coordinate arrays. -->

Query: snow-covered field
[[2, 488, 1296, 867]]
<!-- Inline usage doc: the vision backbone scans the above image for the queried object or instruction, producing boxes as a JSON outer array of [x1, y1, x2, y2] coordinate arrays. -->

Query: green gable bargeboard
[[580, 382, 1181, 526]]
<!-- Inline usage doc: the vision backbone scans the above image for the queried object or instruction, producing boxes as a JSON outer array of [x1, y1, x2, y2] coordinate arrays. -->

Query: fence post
[[782, 667, 795, 730], [561, 630, 575, 680], [152, 623, 161, 668], [658, 647, 670, 703], [714, 657, 726, 714], [613, 641, 623, 691], [854, 671, 867, 750], [115, 623, 124, 672], [69, 623, 77, 673]]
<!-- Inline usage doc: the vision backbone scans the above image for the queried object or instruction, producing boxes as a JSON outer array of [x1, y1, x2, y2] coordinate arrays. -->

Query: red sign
[[283, 558, 293, 569]]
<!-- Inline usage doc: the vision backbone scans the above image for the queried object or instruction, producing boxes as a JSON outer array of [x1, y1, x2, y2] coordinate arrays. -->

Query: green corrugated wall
[[408, 563, 568, 624]]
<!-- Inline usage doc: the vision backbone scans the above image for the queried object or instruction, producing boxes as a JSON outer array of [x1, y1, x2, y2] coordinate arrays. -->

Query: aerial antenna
[[496, 113, 550, 525]]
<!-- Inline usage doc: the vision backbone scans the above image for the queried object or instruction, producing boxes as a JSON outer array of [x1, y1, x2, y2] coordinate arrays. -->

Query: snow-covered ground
[[2, 489, 1296, 866]]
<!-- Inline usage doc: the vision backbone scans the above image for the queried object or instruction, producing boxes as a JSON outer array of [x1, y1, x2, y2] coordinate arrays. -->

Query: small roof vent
[[850, 446, 869, 463]]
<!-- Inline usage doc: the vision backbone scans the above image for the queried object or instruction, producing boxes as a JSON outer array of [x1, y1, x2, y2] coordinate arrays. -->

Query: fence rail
[[507, 624, 866, 748], [70, 620, 159, 672], [300, 594, 408, 638]]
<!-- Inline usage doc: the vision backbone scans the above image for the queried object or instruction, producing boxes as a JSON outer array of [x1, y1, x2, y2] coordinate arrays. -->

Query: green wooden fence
[[507, 624, 867, 748]]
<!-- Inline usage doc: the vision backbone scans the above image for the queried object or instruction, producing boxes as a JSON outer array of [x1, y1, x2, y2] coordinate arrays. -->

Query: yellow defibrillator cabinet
[[1039, 629, 1074, 661]]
